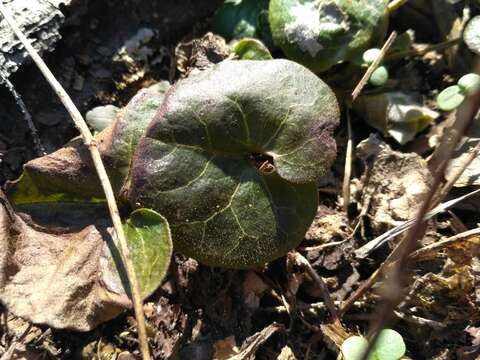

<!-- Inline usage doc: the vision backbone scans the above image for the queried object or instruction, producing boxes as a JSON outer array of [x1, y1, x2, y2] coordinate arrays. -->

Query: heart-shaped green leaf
[[268, 0, 389, 72], [129, 59, 339, 268]]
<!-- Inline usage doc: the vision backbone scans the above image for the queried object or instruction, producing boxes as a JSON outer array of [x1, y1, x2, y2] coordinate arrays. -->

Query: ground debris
[[355, 135, 434, 237]]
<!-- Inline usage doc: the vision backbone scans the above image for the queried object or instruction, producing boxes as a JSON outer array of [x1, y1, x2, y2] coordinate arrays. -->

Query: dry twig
[[351, 31, 397, 102], [0, 5, 151, 359], [291, 252, 340, 325], [0, 323, 32, 360], [0, 71, 45, 156], [387, 0, 408, 13], [342, 111, 354, 212]]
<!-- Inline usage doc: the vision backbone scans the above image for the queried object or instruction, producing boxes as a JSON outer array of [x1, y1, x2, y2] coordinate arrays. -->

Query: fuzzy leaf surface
[[129, 59, 339, 268], [268, 0, 388, 72]]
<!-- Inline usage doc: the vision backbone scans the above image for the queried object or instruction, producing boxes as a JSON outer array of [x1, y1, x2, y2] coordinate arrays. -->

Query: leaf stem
[[291, 252, 340, 325], [0, 5, 151, 359]]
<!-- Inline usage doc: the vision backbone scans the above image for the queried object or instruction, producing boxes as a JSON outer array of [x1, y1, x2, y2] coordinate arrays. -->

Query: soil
[[1, 1, 480, 359]]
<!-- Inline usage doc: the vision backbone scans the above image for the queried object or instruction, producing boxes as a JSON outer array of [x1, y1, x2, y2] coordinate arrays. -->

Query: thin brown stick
[[291, 252, 340, 325], [388, 0, 408, 12], [351, 32, 397, 102], [0, 5, 151, 359], [339, 266, 384, 316], [385, 38, 461, 62], [410, 227, 480, 261], [342, 111, 353, 212], [0, 70, 45, 156]]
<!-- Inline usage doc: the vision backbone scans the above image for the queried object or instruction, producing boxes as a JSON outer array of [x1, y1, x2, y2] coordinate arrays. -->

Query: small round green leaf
[[374, 329, 406, 360], [233, 38, 273, 60], [341, 336, 371, 360], [458, 73, 480, 96], [268, 0, 389, 72], [369, 66, 389, 86], [363, 48, 382, 65], [464, 16, 480, 55], [129, 60, 339, 268], [113, 209, 172, 298], [437, 85, 466, 111]]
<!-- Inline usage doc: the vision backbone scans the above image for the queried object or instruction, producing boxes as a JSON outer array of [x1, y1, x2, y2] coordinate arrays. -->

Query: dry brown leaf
[[407, 263, 476, 324], [0, 191, 131, 331], [356, 135, 434, 236]]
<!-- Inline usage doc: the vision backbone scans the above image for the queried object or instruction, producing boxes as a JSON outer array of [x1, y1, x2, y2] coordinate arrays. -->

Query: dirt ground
[[2, 0, 480, 359]]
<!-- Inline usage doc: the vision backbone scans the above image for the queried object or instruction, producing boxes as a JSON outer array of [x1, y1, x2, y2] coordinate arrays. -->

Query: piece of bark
[[0, 0, 72, 77]]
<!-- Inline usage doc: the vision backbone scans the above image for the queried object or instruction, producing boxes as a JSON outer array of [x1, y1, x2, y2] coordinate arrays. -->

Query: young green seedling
[[341, 329, 406, 360], [362, 47, 390, 86], [437, 73, 480, 111]]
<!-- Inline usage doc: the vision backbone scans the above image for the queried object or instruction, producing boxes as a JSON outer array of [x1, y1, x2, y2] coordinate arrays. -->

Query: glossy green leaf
[[437, 85, 465, 111], [369, 66, 389, 86], [233, 38, 273, 60], [107, 209, 172, 299], [129, 59, 339, 268], [268, 0, 389, 72], [464, 16, 480, 55]]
